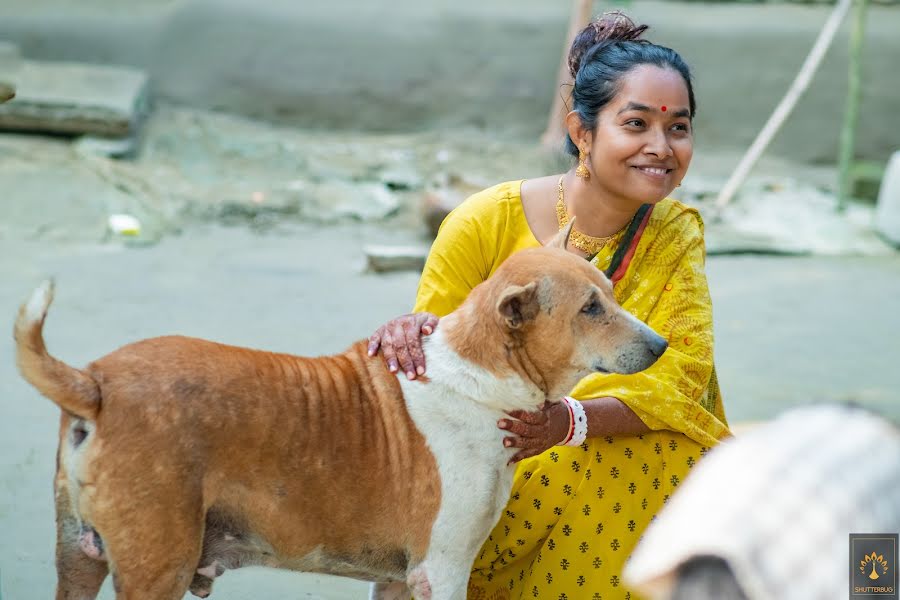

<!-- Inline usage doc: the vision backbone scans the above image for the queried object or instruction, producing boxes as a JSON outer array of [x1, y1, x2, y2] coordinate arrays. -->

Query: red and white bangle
[[558, 399, 575, 445], [558, 396, 588, 447]]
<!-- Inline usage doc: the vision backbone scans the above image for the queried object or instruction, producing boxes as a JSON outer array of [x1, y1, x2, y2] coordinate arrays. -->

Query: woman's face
[[585, 65, 693, 206]]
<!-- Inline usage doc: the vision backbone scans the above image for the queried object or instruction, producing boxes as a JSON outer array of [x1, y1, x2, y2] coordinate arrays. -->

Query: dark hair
[[565, 11, 697, 157]]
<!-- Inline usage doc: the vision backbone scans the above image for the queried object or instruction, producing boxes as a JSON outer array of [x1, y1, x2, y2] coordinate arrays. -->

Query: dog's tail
[[14, 281, 101, 421]]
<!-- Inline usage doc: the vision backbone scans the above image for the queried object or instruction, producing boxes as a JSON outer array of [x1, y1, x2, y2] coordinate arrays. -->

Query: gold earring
[[576, 148, 590, 180]]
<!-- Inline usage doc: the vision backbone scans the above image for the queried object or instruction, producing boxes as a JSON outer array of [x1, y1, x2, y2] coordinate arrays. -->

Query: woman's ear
[[565, 111, 591, 154]]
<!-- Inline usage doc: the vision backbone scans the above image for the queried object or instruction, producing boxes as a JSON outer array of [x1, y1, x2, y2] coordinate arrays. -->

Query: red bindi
[[661, 106, 667, 112]]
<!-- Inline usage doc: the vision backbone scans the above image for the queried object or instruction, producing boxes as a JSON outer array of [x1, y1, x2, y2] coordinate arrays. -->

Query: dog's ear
[[496, 282, 539, 329], [547, 216, 576, 250]]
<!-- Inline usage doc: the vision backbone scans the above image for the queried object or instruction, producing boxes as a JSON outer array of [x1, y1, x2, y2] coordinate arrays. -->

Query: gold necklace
[[556, 176, 626, 256]]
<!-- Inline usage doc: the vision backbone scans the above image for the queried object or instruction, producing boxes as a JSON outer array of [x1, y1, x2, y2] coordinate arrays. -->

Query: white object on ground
[[875, 150, 900, 246], [108, 214, 142, 236]]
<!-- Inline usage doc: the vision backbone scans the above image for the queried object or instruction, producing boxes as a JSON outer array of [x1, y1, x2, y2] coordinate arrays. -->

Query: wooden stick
[[540, 0, 593, 149], [713, 0, 852, 213], [837, 0, 868, 212]]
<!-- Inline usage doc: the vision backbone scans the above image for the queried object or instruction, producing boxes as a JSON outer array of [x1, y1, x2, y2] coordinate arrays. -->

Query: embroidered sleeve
[[569, 212, 731, 447], [413, 204, 490, 317]]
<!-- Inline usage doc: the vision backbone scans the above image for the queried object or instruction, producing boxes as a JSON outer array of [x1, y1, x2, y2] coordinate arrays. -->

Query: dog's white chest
[[397, 330, 540, 584], [402, 375, 515, 517]]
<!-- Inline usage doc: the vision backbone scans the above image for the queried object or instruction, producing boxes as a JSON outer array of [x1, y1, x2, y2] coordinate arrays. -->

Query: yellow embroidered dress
[[413, 181, 731, 600]]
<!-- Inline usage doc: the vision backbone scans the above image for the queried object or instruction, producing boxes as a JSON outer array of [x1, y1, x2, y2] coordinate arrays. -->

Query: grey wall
[[0, 0, 898, 163]]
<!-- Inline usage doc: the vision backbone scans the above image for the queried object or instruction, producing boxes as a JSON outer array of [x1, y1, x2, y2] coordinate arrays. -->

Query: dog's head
[[457, 219, 667, 402]]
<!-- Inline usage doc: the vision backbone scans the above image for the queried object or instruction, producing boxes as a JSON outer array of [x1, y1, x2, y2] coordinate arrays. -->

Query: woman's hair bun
[[567, 11, 649, 78]]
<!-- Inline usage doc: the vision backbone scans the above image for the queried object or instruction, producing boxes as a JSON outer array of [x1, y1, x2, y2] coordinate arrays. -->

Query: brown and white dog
[[14, 222, 667, 600]]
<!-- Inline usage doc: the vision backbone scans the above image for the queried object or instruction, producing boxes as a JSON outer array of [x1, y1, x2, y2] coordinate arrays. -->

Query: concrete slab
[[0, 58, 149, 136], [675, 177, 895, 256], [363, 244, 429, 272]]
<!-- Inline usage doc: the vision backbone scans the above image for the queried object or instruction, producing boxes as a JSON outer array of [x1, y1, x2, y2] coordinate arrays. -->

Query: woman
[[369, 12, 730, 599]]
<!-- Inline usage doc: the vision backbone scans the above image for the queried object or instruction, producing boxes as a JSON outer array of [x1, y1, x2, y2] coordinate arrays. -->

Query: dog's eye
[[581, 299, 604, 317]]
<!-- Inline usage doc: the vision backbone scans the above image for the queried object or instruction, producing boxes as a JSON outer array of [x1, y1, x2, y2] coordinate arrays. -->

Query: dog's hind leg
[[103, 517, 204, 599], [55, 484, 108, 600], [93, 483, 205, 600]]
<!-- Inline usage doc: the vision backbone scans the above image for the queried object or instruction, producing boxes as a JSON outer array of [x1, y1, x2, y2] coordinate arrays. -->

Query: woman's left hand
[[498, 401, 572, 464]]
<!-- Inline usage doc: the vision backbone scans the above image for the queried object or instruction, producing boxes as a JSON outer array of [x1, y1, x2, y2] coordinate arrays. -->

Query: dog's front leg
[[418, 478, 513, 599]]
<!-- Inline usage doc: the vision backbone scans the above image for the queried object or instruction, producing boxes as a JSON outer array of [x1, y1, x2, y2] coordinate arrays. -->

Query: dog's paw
[[370, 581, 411, 600], [189, 573, 213, 598], [407, 567, 432, 600]]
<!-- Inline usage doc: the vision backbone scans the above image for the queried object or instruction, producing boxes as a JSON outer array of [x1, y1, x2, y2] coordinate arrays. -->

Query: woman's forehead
[[610, 65, 691, 114]]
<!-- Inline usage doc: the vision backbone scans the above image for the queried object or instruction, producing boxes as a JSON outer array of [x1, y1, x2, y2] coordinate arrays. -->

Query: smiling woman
[[368, 10, 730, 600]]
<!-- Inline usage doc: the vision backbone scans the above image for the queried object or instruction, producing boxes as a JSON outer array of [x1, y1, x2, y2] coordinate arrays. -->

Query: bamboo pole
[[540, 0, 593, 149], [837, 0, 868, 212], [713, 0, 852, 213]]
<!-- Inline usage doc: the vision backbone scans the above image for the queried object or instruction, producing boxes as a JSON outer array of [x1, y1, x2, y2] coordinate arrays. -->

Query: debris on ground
[[0, 104, 894, 259]]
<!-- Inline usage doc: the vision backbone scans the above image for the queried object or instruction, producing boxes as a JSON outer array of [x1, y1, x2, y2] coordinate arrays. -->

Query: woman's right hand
[[367, 312, 440, 380]]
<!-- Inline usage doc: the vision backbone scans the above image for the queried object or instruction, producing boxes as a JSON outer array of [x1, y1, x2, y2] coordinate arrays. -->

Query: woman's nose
[[643, 129, 673, 158]]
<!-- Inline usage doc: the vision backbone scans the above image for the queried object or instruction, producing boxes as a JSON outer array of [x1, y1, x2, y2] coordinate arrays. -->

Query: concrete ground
[[1, 223, 898, 599]]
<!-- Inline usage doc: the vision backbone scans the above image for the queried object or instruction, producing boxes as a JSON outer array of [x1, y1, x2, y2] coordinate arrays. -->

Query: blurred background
[[1, 0, 898, 598]]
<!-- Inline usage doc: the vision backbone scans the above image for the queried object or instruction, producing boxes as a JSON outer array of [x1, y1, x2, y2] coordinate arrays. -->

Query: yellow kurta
[[413, 181, 730, 600]]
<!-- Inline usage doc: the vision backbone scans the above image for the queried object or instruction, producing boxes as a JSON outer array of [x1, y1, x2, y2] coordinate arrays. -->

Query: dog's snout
[[648, 333, 668, 358], [606, 319, 669, 375]]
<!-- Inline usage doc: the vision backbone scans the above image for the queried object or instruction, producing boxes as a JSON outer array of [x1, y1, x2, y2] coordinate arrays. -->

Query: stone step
[[0, 50, 149, 137], [363, 245, 429, 273]]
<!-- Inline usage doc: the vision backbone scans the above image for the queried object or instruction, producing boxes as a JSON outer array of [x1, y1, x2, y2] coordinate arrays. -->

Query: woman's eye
[[672, 123, 690, 133], [625, 119, 644, 128]]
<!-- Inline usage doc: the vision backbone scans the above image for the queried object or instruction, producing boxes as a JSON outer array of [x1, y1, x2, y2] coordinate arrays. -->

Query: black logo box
[[851, 533, 898, 598]]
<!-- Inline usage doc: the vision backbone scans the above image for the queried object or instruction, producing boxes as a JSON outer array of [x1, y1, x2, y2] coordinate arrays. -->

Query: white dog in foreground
[[625, 404, 900, 600]]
